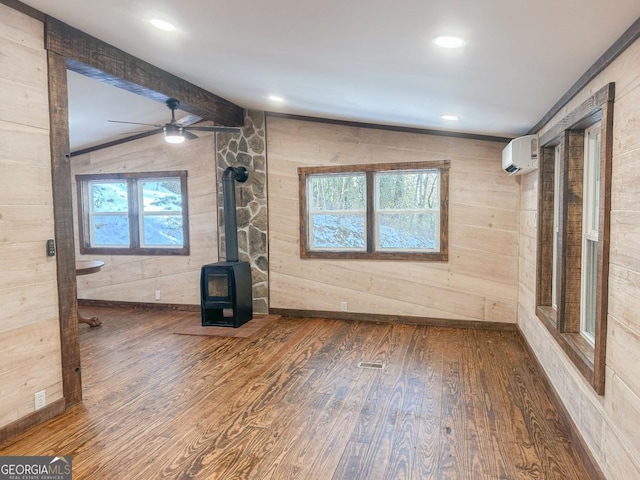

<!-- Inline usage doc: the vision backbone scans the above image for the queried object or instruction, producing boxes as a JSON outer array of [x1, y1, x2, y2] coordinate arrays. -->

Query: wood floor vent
[[357, 361, 386, 370]]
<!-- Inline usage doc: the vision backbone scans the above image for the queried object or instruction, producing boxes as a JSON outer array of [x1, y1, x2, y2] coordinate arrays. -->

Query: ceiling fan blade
[[118, 129, 159, 135], [175, 114, 203, 127], [184, 130, 199, 140], [108, 120, 163, 127], [185, 126, 242, 133]]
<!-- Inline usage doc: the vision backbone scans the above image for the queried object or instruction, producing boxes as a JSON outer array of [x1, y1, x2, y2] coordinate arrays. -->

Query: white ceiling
[[20, 0, 640, 150]]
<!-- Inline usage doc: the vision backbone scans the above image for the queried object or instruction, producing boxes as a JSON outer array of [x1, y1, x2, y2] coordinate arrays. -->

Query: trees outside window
[[299, 161, 449, 261], [76, 171, 189, 255]]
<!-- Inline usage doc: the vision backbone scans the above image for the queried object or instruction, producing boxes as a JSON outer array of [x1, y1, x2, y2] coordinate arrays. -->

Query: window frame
[[580, 122, 602, 345], [551, 144, 561, 312], [76, 170, 190, 256], [298, 161, 449, 261], [535, 83, 614, 395]]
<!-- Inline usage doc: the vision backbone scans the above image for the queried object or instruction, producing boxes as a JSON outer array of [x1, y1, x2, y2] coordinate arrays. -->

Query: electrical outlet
[[155, 290, 161, 301], [34, 390, 46, 410], [341, 301, 348, 312]]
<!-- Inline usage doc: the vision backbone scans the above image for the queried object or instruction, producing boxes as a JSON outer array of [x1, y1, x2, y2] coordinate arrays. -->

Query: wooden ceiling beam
[[45, 16, 245, 126]]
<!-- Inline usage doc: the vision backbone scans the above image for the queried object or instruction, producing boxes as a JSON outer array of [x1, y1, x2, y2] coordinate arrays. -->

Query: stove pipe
[[222, 166, 249, 262]]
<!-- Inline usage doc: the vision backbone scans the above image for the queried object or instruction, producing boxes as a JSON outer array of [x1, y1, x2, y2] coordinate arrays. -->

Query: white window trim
[[552, 145, 561, 311], [580, 121, 602, 345]]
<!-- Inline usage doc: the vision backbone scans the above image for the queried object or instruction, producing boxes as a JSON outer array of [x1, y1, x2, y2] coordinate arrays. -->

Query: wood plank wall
[[71, 131, 219, 305], [0, 4, 64, 428], [267, 117, 519, 323], [518, 36, 640, 479]]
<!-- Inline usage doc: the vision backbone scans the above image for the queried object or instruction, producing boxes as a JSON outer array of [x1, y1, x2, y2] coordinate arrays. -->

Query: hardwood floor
[[0, 307, 591, 479]]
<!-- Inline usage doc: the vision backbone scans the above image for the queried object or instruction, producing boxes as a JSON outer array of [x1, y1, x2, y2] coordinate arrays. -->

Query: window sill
[[301, 250, 448, 261], [80, 246, 189, 256], [535, 306, 595, 388]]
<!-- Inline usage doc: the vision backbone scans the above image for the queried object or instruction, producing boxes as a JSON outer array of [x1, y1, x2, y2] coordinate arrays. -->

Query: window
[[535, 83, 613, 394], [76, 171, 189, 255], [298, 161, 449, 261], [307, 173, 367, 251], [551, 144, 561, 311], [580, 122, 601, 345]]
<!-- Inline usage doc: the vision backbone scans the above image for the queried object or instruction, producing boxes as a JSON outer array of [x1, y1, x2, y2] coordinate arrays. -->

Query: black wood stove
[[201, 166, 253, 327]]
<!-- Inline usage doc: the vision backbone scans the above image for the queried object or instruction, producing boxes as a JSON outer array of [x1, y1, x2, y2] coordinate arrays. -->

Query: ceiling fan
[[108, 98, 242, 144]]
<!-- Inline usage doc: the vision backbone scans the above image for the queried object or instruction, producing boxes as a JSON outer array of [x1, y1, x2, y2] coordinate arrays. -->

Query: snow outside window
[[77, 171, 189, 255], [299, 160, 449, 261]]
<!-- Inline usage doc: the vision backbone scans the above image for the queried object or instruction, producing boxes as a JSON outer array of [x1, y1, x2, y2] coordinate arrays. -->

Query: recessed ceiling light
[[433, 36, 466, 49], [441, 114, 460, 121], [150, 19, 175, 31], [269, 95, 284, 102]]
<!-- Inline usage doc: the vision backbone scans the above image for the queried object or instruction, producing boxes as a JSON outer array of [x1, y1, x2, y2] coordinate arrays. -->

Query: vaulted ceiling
[[20, 0, 640, 150]]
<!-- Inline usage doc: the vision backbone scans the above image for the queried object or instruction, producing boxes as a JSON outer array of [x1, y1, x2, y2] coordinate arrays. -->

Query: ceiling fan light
[[163, 125, 185, 144], [150, 19, 175, 31], [433, 35, 466, 49]]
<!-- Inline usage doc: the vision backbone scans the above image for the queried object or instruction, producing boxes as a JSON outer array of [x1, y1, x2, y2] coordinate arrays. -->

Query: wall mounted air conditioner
[[502, 134, 539, 175]]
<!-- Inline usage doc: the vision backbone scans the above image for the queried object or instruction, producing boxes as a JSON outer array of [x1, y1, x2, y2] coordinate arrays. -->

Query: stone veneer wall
[[216, 110, 268, 314]]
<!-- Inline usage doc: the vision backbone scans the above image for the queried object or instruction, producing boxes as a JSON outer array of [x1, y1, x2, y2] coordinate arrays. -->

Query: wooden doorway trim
[[45, 16, 245, 406]]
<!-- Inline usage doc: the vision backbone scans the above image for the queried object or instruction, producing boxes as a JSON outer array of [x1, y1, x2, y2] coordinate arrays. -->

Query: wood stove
[[201, 166, 253, 327], [201, 261, 252, 327]]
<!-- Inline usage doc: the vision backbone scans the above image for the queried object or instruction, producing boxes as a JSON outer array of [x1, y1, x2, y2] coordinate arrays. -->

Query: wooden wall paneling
[[0, 2, 69, 442], [0, 160, 53, 205], [449, 224, 518, 257], [268, 116, 519, 324], [608, 263, 640, 334], [0, 1, 44, 46], [48, 50, 82, 405], [1, 284, 59, 335], [611, 149, 640, 212], [273, 260, 487, 318], [0, 319, 63, 424], [604, 347, 640, 468], [607, 38, 640, 103], [452, 203, 519, 232], [45, 17, 244, 127], [520, 166, 538, 211], [520, 29, 640, 479], [613, 84, 640, 158], [0, 78, 49, 128], [610, 210, 640, 273], [0, 243, 57, 290], [606, 317, 640, 397], [448, 247, 518, 285], [519, 255, 537, 301], [450, 172, 518, 210], [601, 418, 640, 480], [0, 36, 47, 89], [0, 205, 55, 241]]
